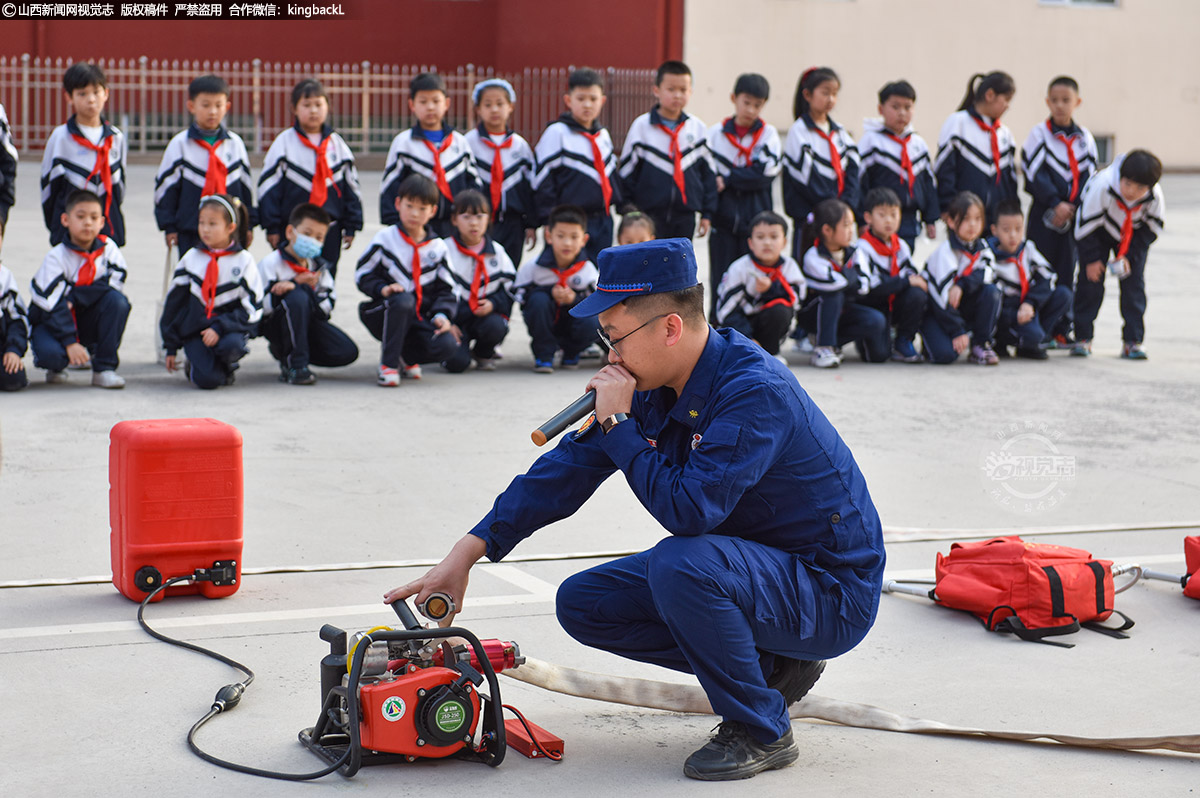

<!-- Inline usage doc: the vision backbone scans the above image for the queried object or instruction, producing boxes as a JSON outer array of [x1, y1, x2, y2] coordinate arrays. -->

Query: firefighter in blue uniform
[[385, 237, 886, 781]]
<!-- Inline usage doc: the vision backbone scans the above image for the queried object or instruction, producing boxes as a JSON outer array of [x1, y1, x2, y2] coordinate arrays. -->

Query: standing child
[[531, 68, 621, 261], [258, 79, 363, 275], [713, 211, 805, 359], [934, 72, 1017, 226], [618, 61, 717, 240], [154, 74, 257, 258], [0, 102, 17, 224], [465, 78, 535, 267], [160, 195, 263, 389], [0, 218, 30, 391], [40, 64, 127, 246], [617, 211, 656, 245], [1072, 150, 1165, 360], [987, 199, 1072, 360], [1022, 76, 1098, 345], [442, 189, 516, 372], [797, 198, 888, 368], [919, 191, 1002, 365], [29, 190, 130, 388], [783, 67, 860, 260], [514, 205, 599, 373], [707, 73, 782, 314], [380, 72, 480, 238], [356, 174, 460, 387], [858, 80, 939, 252], [855, 188, 928, 363], [258, 202, 359, 385]]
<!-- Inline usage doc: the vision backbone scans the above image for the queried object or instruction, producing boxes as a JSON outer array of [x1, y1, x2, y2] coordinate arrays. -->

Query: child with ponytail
[[160, 194, 264, 388], [933, 72, 1017, 225]]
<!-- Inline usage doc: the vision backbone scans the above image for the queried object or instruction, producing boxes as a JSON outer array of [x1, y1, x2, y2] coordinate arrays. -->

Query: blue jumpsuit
[[468, 327, 886, 743]]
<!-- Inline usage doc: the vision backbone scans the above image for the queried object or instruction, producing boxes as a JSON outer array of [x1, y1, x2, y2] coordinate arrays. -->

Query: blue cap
[[569, 237, 699, 318]]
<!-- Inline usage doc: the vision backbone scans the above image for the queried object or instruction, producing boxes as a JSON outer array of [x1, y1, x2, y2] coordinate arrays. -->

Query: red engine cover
[[358, 667, 481, 756], [109, 419, 243, 602]]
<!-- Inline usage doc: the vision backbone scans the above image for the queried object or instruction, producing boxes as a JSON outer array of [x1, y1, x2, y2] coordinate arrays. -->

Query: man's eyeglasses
[[596, 314, 668, 358]]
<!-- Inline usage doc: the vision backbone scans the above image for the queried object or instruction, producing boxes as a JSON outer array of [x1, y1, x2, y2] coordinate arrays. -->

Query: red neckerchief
[[723, 118, 765, 167], [556, 260, 588, 288], [397, 228, 437, 318], [578, 129, 613, 209], [861, 230, 901, 312], [951, 239, 984, 282], [883, 130, 914, 197], [481, 130, 513, 219], [200, 246, 233, 318], [453, 237, 491, 313], [1115, 198, 1135, 261], [970, 111, 1003, 185], [419, 131, 455, 202], [72, 237, 108, 287], [751, 255, 796, 309], [295, 130, 342, 206], [192, 135, 228, 196], [69, 127, 115, 224], [1001, 245, 1029, 301], [810, 120, 845, 195], [1047, 120, 1081, 203], [655, 119, 688, 203], [280, 247, 313, 277]]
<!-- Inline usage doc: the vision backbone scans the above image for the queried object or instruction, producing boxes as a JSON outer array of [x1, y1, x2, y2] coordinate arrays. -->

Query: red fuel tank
[[110, 418, 243, 602]]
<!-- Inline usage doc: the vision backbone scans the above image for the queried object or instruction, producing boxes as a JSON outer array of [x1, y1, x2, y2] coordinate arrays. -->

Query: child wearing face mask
[[257, 202, 359, 385]]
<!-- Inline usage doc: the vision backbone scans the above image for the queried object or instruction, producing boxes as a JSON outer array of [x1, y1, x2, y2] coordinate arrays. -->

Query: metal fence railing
[[0, 54, 657, 156]]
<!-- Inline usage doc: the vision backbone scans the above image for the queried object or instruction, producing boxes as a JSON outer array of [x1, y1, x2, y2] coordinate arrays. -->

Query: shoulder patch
[[574, 412, 598, 439]]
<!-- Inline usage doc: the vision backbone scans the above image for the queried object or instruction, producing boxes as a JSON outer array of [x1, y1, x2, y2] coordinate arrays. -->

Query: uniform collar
[[450, 231, 496, 256], [65, 236, 107, 255], [662, 327, 725, 428], [949, 232, 985, 255], [187, 123, 229, 143], [66, 115, 113, 140], [556, 112, 604, 134], [292, 121, 334, 140], [536, 246, 581, 270], [650, 105, 690, 127], [721, 117, 763, 136], [986, 236, 1025, 261], [413, 121, 455, 139], [475, 122, 513, 139], [966, 107, 997, 127], [279, 244, 328, 271], [803, 113, 841, 133], [1047, 118, 1079, 136]]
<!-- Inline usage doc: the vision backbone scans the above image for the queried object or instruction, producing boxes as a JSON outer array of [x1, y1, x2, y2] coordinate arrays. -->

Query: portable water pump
[[298, 598, 524, 775]]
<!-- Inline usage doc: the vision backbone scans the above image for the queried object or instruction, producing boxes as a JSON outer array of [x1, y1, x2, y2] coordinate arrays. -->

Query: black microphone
[[531, 390, 597, 446]]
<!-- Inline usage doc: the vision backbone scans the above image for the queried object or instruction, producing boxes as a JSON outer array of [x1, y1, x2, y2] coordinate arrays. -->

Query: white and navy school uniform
[[933, 108, 1017, 225], [799, 243, 888, 359], [465, 124, 534, 266], [531, 112, 621, 260], [618, 106, 717, 239], [257, 247, 358, 372], [258, 123, 364, 273], [160, 244, 263, 389], [0, 103, 17, 224], [513, 248, 599, 364], [29, 236, 130, 374], [706, 117, 783, 296], [919, 236, 1001, 362], [442, 233, 517, 369], [380, 124, 480, 236], [1072, 156, 1165, 344], [782, 115, 860, 258], [987, 236, 1070, 350], [1022, 119, 1099, 288], [857, 119, 938, 250], [0, 263, 29, 391], [854, 231, 927, 341], [713, 252, 804, 356], [355, 226, 459, 370], [154, 123, 257, 256], [40, 116, 128, 246]]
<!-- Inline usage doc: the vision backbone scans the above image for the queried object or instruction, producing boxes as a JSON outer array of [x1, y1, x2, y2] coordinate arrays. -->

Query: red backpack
[[1184, 536, 1200, 601], [934, 537, 1134, 647]]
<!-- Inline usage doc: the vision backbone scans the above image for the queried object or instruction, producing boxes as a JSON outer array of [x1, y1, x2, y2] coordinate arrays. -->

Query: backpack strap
[[1081, 561, 1135, 639], [985, 605, 1079, 648]]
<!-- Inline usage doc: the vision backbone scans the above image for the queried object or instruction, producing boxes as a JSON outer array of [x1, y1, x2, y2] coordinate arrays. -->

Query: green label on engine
[[435, 700, 466, 733]]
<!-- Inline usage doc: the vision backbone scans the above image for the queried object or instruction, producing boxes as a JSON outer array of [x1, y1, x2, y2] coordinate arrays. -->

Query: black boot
[[767, 657, 826, 706], [683, 721, 798, 781]]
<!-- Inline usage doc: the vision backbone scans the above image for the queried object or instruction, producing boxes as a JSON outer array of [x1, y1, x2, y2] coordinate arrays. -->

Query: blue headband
[[472, 78, 516, 105]]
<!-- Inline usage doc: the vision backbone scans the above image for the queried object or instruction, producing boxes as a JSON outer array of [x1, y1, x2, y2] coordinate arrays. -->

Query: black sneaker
[[1016, 347, 1049, 360], [683, 722, 798, 781], [766, 656, 826, 706], [284, 366, 316, 385]]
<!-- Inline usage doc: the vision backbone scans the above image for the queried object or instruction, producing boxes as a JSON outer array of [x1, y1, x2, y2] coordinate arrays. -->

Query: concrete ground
[[0, 164, 1197, 796]]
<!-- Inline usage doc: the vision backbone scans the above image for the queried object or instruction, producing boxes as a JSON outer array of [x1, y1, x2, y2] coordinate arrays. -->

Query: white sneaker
[[811, 346, 841, 368], [580, 343, 603, 360], [46, 370, 68, 384], [377, 365, 400, 387], [792, 336, 815, 354], [402, 364, 423, 380], [492, 345, 504, 360], [91, 370, 126, 389], [474, 357, 497, 371]]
